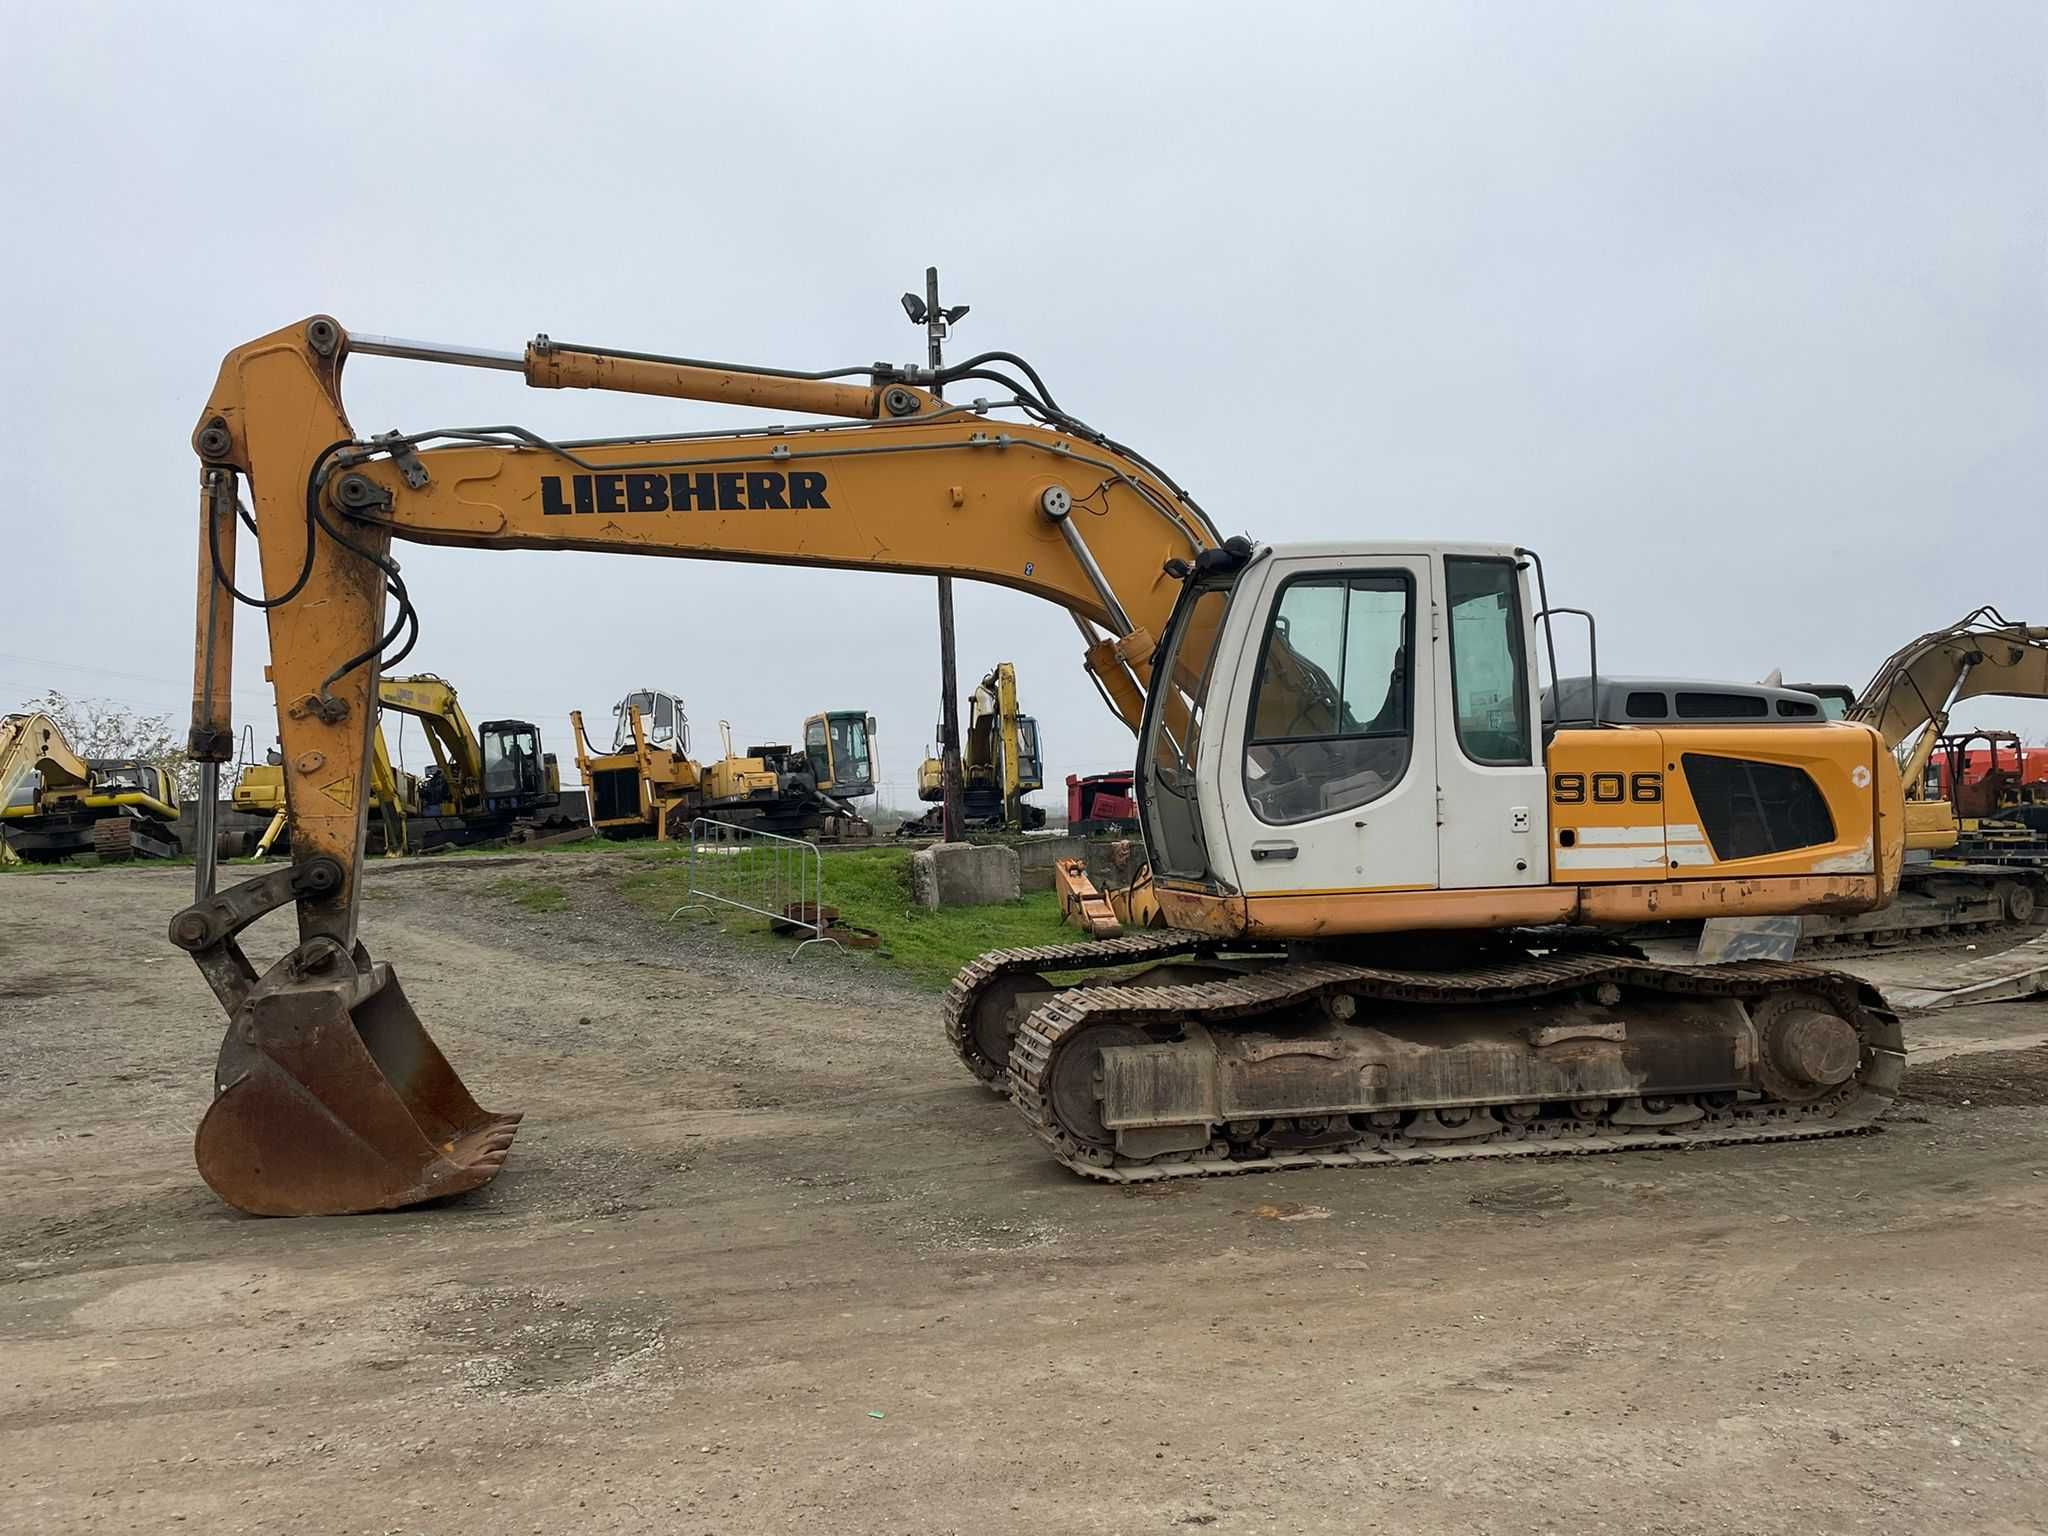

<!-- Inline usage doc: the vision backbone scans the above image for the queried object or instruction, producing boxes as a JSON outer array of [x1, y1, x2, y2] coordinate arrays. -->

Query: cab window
[[1015, 718, 1042, 789], [1444, 557, 1531, 766], [482, 726, 539, 798], [1143, 584, 1232, 878], [806, 719, 830, 780], [828, 715, 872, 788], [1243, 573, 1413, 824], [613, 690, 655, 752]]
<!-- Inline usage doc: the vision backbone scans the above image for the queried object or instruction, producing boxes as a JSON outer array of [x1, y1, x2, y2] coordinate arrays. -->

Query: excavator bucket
[[194, 960, 520, 1216]]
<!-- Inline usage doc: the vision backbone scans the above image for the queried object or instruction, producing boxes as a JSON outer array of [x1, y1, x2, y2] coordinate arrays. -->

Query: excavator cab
[[804, 710, 877, 799], [478, 719, 545, 812], [1011, 715, 1043, 794], [612, 689, 688, 755]]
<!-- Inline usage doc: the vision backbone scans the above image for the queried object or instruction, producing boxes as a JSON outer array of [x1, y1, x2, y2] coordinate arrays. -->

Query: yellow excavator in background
[[802, 708, 879, 827], [1, 712, 183, 863], [237, 672, 563, 856], [377, 674, 563, 843], [1846, 609, 2048, 866], [903, 662, 1045, 835], [175, 313, 1905, 1216], [572, 690, 874, 840]]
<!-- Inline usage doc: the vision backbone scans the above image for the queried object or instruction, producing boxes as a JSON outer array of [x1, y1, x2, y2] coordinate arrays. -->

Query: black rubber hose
[[937, 367, 1052, 413], [305, 466, 423, 698], [936, 350, 1065, 414], [205, 439, 354, 610]]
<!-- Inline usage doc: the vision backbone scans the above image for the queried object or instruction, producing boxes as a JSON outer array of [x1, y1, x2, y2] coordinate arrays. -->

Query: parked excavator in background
[[378, 674, 565, 847], [175, 311, 1910, 1217], [803, 709, 879, 825], [572, 690, 874, 841], [1, 711, 182, 863], [901, 662, 1045, 835], [233, 673, 564, 856]]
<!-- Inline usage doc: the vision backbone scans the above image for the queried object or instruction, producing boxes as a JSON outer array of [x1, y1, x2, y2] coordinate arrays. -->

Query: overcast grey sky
[[3, 1, 2042, 802]]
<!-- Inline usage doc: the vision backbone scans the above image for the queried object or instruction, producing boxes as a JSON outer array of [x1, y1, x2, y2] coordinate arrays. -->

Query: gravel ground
[[4, 859, 2048, 1535]]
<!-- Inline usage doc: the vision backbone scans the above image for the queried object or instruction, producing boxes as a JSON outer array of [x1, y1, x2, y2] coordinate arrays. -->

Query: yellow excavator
[[377, 674, 564, 844], [1845, 609, 2048, 870], [238, 673, 562, 856], [802, 709, 879, 833], [903, 662, 1045, 835], [174, 313, 1905, 1215], [1, 712, 183, 863], [572, 690, 874, 840]]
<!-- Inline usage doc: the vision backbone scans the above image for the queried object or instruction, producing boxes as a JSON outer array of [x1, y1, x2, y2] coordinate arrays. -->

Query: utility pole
[[905, 267, 970, 842]]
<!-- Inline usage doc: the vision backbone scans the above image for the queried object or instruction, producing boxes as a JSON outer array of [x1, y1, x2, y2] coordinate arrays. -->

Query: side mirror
[[866, 716, 877, 737]]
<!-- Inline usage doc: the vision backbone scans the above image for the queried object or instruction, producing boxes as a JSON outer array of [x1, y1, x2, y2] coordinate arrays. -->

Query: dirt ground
[[5, 857, 2047, 1535]]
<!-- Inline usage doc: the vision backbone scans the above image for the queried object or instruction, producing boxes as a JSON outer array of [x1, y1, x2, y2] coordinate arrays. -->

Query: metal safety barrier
[[667, 817, 841, 957]]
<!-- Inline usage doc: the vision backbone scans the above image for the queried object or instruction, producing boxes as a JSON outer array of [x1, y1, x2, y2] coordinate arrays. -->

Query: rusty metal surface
[[173, 863, 519, 1216], [195, 960, 520, 1217]]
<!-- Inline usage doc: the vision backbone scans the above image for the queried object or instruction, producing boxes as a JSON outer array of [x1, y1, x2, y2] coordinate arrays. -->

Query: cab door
[[1432, 555, 1547, 887], [1214, 553, 1439, 898]]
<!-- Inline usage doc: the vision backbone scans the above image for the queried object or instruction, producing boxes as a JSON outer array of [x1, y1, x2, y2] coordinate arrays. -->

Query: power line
[[0, 650, 274, 705]]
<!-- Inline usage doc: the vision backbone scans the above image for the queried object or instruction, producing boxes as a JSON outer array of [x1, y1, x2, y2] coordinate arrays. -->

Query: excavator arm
[[1851, 608, 2048, 789], [988, 662, 1031, 826], [174, 315, 1218, 1215], [0, 714, 91, 864], [376, 675, 484, 811], [1844, 609, 2048, 852], [187, 317, 1213, 932], [1, 712, 91, 812]]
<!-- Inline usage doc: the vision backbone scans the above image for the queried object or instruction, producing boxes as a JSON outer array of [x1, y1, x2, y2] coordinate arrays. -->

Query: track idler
[[171, 859, 520, 1216]]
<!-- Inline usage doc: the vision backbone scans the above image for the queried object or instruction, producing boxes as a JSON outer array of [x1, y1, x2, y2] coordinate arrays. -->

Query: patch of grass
[[494, 877, 571, 913], [622, 846, 1070, 990]]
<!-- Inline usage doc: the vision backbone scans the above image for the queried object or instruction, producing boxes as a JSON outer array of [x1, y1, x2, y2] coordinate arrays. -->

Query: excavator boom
[[2, 713, 181, 864], [1850, 609, 2048, 855], [1851, 608, 2048, 783], [1, 714, 86, 864], [175, 316, 1213, 1214]]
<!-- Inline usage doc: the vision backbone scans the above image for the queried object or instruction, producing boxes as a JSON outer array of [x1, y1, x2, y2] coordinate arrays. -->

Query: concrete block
[[1006, 834, 1091, 893], [911, 841, 1021, 908]]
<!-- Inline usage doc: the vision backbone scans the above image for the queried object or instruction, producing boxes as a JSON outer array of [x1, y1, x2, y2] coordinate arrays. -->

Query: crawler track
[[943, 931, 1212, 1088], [91, 817, 134, 862], [952, 939, 1903, 1182]]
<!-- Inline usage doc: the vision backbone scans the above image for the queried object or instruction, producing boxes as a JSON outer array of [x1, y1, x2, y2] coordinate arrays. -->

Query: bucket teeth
[[475, 1120, 523, 1164]]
